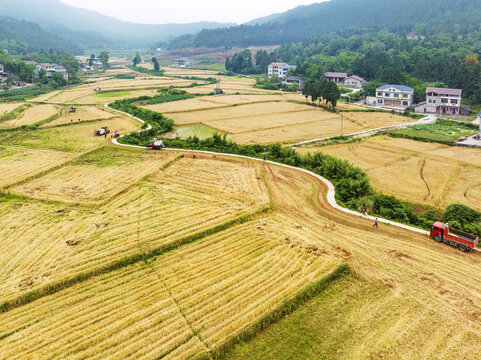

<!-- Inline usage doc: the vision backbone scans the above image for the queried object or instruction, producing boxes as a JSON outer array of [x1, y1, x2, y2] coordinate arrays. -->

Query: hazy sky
[[59, 0, 326, 24]]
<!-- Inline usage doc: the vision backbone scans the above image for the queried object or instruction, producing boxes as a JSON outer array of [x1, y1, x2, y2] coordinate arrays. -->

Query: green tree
[[151, 57, 160, 72], [100, 51, 109, 69], [133, 52, 142, 67], [88, 54, 95, 67]]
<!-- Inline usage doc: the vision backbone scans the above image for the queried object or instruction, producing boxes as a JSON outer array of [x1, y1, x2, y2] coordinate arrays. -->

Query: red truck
[[430, 221, 478, 252]]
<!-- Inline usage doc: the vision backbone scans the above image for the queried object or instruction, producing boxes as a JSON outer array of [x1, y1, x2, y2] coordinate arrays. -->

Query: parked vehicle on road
[[430, 222, 478, 252]]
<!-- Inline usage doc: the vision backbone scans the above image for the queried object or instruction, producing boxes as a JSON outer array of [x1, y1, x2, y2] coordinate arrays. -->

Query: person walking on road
[[373, 218, 378, 228]]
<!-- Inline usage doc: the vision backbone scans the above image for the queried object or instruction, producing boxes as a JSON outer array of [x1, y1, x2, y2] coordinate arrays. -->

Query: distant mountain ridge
[[0, 16, 82, 54], [166, 0, 481, 48], [0, 0, 234, 49]]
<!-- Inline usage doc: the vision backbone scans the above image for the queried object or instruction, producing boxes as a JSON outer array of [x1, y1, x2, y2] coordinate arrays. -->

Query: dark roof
[[377, 84, 414, 92], [426, 87, 462, 96], [414, 101, 426, 107], [286, 76, 304, 81], [324, 72, 347, 78]]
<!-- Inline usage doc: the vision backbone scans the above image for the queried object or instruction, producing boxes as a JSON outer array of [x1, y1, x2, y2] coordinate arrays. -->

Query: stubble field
[[0, 104, 58, 129], [298, 136, 481, 211], [1, 69, 480, 360]]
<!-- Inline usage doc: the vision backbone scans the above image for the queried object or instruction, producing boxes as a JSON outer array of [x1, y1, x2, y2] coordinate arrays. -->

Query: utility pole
[[341, 113, 343, 136]]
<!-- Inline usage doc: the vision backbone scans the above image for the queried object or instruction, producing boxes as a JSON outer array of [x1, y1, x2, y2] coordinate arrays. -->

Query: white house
[[343, 75, 365, 89], [35, 63, 68, 80], [414, 87, 468, 115], [324, 72, 348, 83], [0, 64, 4, 74], [175, 58, 195, 67], [375, 84, 414, 108], [268, 63, 286, 79]]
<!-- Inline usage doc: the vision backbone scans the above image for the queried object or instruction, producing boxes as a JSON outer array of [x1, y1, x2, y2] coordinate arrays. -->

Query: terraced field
[[298, 136, 481, 211], [40, 105, 116, 127], [0, 104, 58, 129], [0, 145, 74, 187], [1, 70, 480, 360], [0, 117, 140, 152]]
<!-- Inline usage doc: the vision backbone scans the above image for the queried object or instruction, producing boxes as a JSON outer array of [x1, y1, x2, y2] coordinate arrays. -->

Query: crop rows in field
[[0, 155, 270, 304], [41, 105, 116, 127], [0, 146, 74, 187], [0, 104, 58, 129], [300, 136, 481, 211], [0, 214, 343, 359], [0, 117, 140, 153], [10, 148, 176, 204]]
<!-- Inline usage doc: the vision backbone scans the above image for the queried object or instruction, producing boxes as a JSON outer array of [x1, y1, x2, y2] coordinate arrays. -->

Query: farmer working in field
[[373, 218, 378, 228]]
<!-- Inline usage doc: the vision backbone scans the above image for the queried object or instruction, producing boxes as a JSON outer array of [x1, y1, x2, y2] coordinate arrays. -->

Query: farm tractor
[[94, 126, 110, 136]]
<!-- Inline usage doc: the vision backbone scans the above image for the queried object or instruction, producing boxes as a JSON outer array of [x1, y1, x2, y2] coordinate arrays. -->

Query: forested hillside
[[280, 28, 481, 103], [165, 0, 481, 48], [0, 16, 81, 55]]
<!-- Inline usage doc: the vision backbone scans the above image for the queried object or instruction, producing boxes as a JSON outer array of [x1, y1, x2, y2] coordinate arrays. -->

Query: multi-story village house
[[375, 84, 414, 108]]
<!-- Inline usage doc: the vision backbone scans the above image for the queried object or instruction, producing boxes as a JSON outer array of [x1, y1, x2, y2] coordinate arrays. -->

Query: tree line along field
[[297, 136, 481, 212]]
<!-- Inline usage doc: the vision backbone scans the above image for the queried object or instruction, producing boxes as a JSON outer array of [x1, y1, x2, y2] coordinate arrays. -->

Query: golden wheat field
[[0, 117, 140, 152], [0, 146, 74, 187], [1, 149, 480, 359], [2, 69, 481, 360], [299, 136, 481, 211], [0, 152, 270, 305], [167, 101, 312, 126], [0, 104, 58, 129], [41, 105, 116, 127], [0, 102, 24, 114]]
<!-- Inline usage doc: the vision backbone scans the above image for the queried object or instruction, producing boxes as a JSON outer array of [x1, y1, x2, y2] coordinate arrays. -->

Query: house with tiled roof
[[343, 75, 365, 89], [324, 72, 348, 83], [414, 87, 469, 115], [375, 84, 414, 108]]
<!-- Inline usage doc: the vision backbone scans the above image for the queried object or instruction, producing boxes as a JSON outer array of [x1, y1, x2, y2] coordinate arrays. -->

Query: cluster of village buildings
[[266, 63, 469, 116], [0, 61, 68, 87]]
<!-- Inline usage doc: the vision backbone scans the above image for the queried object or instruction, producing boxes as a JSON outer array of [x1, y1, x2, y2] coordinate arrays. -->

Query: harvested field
[[40, 105, 116, 127], [142, 97, 226, 113], [0, 102, 24, 114], [0, 214, 341, 359], [164, 97, 414, 144], [10, 147, 175, 204], [1, 155, 480, 359], [0, 146, 73, 187], [0, 104, 58, 129], [0, 117, 140, 152], [168, 101, 312, 126], [141, 94, 288, 114], [0, 154, 269, 305], [342, 111, 415, 128], [298, 136, 481, 211]]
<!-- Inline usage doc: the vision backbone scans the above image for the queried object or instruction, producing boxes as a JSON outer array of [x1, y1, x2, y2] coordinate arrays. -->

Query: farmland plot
[[0, 102, 24, 114], [168, 101, 315, 126], [41, 105, 117, 127], [0, 117, 140, 152], [0, 104, 58, 129], [10, 147, 175, 204], [0, 215, 343, 359], [299, 136, 481, 211], [0, 154, 269, 305], [0, 146, 73, 187]]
